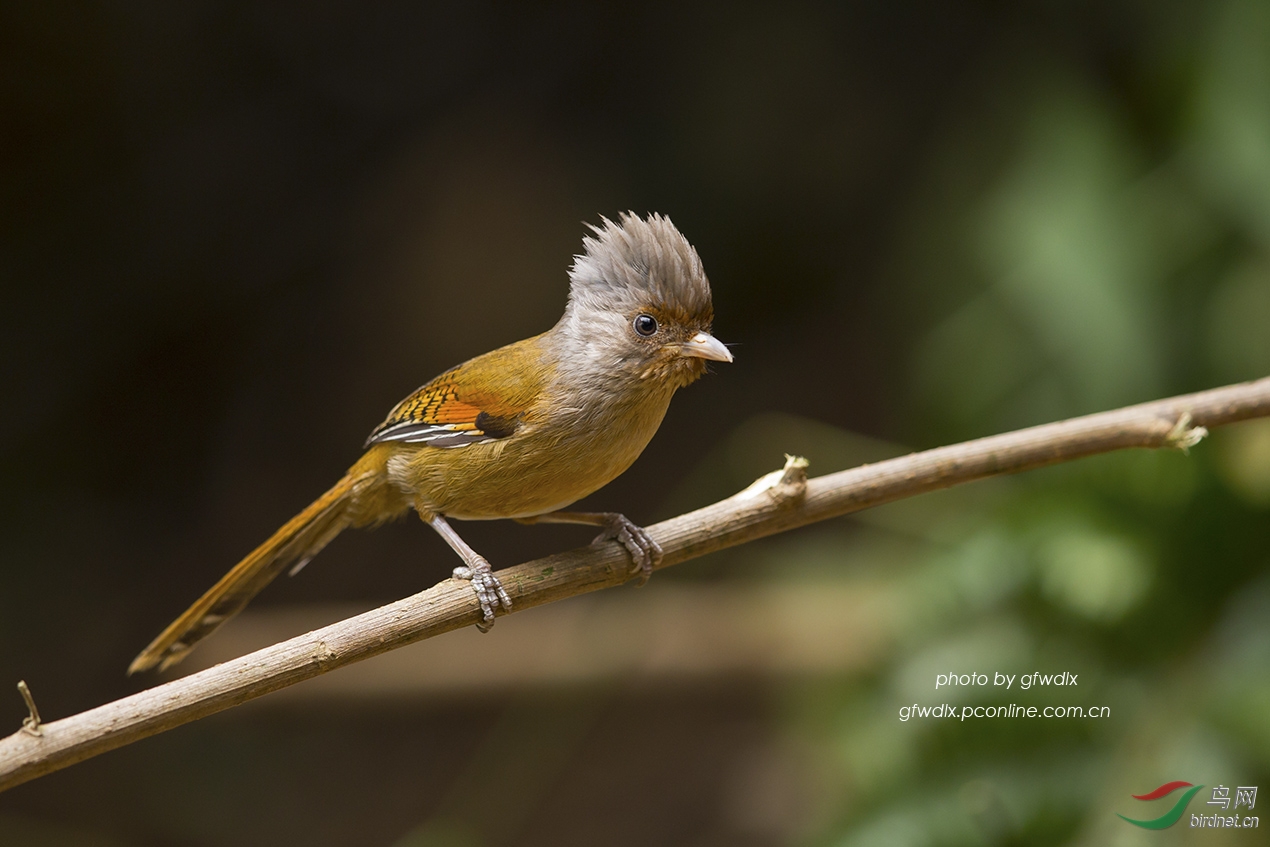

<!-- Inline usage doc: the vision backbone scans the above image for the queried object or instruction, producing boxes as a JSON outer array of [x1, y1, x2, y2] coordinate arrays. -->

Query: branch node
[[17, 681, 42, 738], [736, 454, 809, 504], [780, 453, 810, 488], [1166, 412, 1208, 454], [314, 641, 337, 666]]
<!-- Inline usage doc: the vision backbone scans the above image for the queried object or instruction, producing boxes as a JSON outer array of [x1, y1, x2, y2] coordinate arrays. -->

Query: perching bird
[[129, 212, 731, 674]]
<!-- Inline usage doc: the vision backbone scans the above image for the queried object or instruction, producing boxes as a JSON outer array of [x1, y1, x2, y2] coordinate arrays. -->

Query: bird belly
[[385, 388, 674, 521]]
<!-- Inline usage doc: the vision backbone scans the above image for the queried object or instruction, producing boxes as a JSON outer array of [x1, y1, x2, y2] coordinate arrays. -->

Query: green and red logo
[[1118, 781, 1204, 829]]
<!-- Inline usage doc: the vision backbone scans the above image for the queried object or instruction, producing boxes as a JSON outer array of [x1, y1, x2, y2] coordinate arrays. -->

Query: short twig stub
[[17, 681, 42, 738], [1166, 412, 1208, 453]]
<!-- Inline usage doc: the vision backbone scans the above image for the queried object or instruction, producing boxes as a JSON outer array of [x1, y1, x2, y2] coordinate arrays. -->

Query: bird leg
[[425, 513, 512, 632], [518, 511, 663, 584]]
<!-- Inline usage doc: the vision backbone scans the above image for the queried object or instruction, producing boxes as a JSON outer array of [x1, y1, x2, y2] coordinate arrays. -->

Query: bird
[[129, 212, 732, 674]]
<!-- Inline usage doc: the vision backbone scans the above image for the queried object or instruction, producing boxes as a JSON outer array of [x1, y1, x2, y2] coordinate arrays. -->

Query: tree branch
[[3, 377, 1269, 792]]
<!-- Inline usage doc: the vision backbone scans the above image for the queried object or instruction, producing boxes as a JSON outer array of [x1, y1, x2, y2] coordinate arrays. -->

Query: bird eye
[[633, 314, 658, 336]]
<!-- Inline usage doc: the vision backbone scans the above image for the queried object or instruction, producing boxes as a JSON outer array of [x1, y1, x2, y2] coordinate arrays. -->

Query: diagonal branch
[[3, 376, 1269, 792]]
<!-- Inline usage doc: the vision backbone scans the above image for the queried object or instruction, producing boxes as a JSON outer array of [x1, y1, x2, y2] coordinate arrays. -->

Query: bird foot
[[452, 558, 512, 632], [592, 513, 663, 585]]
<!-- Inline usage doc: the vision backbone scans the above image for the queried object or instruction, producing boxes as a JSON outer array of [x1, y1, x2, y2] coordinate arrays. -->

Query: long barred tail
[[128, 472, 361, 675]]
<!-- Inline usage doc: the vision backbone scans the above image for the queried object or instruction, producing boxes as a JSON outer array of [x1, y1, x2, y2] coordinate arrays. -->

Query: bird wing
[[364, 337, 545, 449]]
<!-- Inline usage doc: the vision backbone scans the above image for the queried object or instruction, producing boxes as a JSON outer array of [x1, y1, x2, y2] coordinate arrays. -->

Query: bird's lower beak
[[682, 331, 733, 363]]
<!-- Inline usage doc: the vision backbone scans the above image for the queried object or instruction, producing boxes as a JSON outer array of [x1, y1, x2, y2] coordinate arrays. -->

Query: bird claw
[[592, 514, 663, 585], [452, 558, 512, 632]]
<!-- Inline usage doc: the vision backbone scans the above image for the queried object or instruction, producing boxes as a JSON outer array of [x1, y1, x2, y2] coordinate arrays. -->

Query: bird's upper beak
[[682, 331, 733, 363]]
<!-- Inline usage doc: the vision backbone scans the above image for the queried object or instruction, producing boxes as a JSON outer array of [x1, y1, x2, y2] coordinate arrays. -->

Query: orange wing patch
[[364, 354, 539, 449], [365, 337, 547, 448], [389, 381, 484, 428]]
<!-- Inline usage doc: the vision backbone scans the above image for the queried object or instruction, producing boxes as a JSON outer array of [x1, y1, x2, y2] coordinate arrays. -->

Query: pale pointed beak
[[682, 331, 734, 363]]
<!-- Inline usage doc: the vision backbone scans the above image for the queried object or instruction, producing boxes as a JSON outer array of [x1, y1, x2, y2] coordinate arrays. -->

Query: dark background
[[3, 2, 1269, 845]]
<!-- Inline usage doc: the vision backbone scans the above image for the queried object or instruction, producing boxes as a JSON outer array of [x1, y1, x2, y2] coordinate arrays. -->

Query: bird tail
[[129, 471, 363, 675]]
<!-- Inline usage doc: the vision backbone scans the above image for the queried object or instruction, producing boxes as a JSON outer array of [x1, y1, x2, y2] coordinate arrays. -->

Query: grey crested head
[[566, 212, 713, 322], [554, 212, 730, 391]]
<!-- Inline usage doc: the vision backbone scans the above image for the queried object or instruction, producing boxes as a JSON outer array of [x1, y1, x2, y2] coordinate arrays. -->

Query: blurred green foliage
[[702, 1, 1270, 842]]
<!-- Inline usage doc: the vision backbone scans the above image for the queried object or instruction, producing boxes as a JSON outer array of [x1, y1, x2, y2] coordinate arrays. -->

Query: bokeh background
[[3, 1, 1270, 845]]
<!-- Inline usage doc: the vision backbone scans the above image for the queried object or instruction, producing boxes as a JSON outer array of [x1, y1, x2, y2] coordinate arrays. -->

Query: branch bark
[[3, 377, 1269, 792]]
